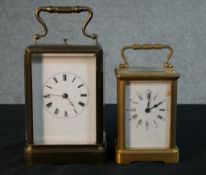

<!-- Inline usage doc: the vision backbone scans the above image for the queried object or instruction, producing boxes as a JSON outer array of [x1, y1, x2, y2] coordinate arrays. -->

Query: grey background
[[0, 0, 206, 104]]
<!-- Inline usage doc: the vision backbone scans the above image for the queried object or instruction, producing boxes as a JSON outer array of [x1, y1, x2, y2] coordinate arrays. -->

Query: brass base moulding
[[116, 146, 179, 164]]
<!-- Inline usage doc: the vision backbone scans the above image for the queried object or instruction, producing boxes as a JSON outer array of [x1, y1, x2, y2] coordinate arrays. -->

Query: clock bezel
[[24, 44, 105, 164], [115, 69, 180, 164]]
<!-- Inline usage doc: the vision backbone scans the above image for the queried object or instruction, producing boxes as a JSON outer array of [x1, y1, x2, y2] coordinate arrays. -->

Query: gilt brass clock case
[[115, 44, 180, 164], [24, 6, 105, 164]]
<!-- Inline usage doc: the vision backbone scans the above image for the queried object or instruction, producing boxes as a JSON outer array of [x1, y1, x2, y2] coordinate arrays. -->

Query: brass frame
[[120, 44, 173, 69], [115, 44, 180, 164], [24, 45, 105, 164], [33, 6, 98, 44]]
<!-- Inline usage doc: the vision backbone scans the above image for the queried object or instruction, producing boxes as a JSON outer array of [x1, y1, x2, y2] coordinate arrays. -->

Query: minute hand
[[149, 101, 163, 110], [66, 98, 75, 107]]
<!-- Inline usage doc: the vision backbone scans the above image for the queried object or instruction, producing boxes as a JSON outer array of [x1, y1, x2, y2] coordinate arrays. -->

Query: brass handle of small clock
[[33, 6, 98, 44], [120, 44, 174, 69]]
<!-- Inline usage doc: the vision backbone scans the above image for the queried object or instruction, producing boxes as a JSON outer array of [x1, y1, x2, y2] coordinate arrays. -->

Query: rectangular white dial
[[125, 81, 171, 149], [32, 53, 96, 145]]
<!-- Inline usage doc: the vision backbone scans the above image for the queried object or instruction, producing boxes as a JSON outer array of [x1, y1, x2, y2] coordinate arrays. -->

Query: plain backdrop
[[0, 0, 206, 104]]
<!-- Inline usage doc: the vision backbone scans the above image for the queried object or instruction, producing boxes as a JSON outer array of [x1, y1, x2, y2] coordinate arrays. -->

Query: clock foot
[[116, 146, 179, 164]]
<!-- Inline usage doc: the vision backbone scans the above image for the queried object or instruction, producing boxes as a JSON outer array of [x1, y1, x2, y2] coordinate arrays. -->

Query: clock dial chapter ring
[[127, 89, 167, 131], [43, 72, 89, 119]]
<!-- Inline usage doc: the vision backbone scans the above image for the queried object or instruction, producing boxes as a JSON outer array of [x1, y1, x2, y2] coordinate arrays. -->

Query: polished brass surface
[[116, 146, 179, 164], [115, 68, 180, 79], [115, 43, 180, 164], [33, 6, 98, 44], [115, 78, 179, 164], [120, 44, 173, 69]]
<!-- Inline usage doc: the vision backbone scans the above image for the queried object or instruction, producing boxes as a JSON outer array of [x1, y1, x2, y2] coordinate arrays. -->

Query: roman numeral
[[132, 101, 138, 104], [54, 108, 59, 115], [80, 94, 87, 97], [74, 109, 77, 114], [145, 121, 149, 130], [126, 108, 136, 112], [46, 85, 52, 89], [64, 111, 68, 117], [78, 84, 84, 88], [44, 94, 50, 98], [154, 93, 158, 101], [79, 101, 85, 107], [46, 102, 52, 108], [153, 120, 159, 128], [159, 109, 166, 112], [53, 77, 58, 83], [72, 77, 76, 83], [138, 93, 143, 100], [157, 115, 165, 121], [136, 119, 142, 127], [63, 74, 67, 81], [131, 114, 138, 120]]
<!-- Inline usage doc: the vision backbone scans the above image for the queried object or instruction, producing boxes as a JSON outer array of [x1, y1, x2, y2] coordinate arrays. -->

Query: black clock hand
[[44, 93, 62, 97], [66, 98, 78, 114], [146, 90, 151, 108], [62, 93, 75, 108], [145, 90, 152, 113], [145, 100, 163, 113], [149, 101, 163, 110], [66, 98, 75, 107]]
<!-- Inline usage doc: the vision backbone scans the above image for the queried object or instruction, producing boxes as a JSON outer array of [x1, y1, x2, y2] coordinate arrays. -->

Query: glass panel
[[32, 53, 96, 145], [125, 81, 171, 149]]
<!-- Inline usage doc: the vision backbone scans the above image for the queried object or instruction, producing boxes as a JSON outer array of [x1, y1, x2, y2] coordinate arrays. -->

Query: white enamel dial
[[125, 81, 171, 149], [31, 53, 96, 145], [43, 72, 88, 119]]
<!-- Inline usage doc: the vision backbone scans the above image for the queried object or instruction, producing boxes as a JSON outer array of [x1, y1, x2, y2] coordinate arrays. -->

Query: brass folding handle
[[33, 6, 98, 44], [120, 44, 174, 69]]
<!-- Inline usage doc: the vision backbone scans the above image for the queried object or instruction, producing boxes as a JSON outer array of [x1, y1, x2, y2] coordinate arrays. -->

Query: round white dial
[[127, 89, 167, 130], [43, 72, 88, 119], [125, 81, 171, 149]]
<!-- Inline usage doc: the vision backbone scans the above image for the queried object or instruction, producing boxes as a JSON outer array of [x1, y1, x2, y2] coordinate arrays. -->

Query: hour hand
[[43, 93, 62, 97], [150, 101, 163, 110], [146, 101, 163, 113]]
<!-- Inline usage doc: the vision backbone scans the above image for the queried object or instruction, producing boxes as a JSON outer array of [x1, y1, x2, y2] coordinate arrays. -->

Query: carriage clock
[[24, 6, 106, 164], [115, 44, 180, 164]]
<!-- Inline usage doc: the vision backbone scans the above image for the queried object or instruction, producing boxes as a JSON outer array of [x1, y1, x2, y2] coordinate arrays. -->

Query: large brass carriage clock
[[24, 6, 105, 164], [115, 44, 180, 164]]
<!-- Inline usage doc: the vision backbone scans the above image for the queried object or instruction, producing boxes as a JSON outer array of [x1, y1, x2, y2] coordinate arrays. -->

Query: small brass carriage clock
[[115, 44, 180, 164], [24, 6, 105, 164]]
